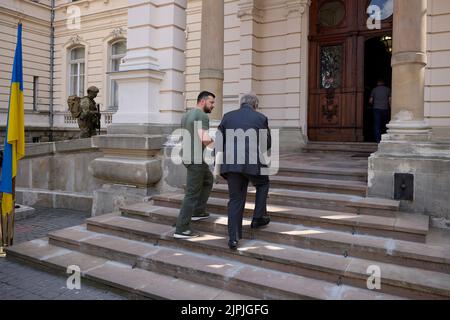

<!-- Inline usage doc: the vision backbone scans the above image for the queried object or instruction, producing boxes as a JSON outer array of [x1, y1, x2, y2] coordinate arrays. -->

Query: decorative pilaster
[[284, 1, 307, 129], [237, 0, 263, 96]]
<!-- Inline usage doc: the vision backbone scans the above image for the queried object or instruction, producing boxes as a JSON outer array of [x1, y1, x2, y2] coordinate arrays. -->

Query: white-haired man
[[215, 93, 271, 250]]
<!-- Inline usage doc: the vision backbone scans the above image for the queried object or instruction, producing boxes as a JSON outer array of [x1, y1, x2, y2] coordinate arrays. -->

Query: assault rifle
[[96, 103, 101, 135]]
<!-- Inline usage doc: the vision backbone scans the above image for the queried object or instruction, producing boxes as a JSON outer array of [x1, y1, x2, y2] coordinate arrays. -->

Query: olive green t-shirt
[[181, 108, 210, 164]]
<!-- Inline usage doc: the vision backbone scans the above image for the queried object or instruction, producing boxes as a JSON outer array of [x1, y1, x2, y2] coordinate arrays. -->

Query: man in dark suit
[[215, 93, 271, 250]]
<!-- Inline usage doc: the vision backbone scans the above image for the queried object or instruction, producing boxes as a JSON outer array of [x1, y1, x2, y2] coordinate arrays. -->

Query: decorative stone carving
[[237, 0, 264, 21], [68, 34, 82, 46], [322, 88, 339, 123], [110, 27, 125, 40], [285, 0, 311, 18]]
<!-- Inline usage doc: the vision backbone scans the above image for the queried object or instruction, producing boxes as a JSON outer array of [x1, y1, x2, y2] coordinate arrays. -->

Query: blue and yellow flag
[[0, 23, 25, 217]]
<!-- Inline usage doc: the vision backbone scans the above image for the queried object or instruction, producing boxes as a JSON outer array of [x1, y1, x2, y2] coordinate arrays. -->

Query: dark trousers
[[374, 109, 390, 143], [226, 172, 270, 242], [176, 163, 213, 233]]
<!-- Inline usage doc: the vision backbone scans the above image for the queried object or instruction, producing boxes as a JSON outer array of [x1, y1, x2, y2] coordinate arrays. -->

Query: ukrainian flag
[[0, 23, 25, 217]]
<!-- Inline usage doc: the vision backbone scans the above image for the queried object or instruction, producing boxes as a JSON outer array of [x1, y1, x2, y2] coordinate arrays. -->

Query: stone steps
[[224, 175, 368, 196], [277, 166, 367, 182], [5, 238, 256, 300], [304, 142, 378, 154], [44, 224, 404, 300], [152, 194, 428, 242], [9, 148, 448, 300], [59, 217, 450, 299], [211, 185, 400, 217], [114, 207, 449, 274]]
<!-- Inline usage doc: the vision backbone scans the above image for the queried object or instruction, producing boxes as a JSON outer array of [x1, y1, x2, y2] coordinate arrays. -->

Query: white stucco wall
[[185, 0, 308, 131], [425, 0, 450, 132], [53, 0, 128, 113], [0, 0, 51, 128], [1, 0, 449, 136]]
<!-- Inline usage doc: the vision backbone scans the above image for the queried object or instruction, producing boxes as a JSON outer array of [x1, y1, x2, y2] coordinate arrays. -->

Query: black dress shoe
[[251, 217, 270, 229], [228, 240, 238, 250]]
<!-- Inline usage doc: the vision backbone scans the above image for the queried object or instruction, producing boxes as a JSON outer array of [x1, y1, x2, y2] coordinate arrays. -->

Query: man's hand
[[213, 151, 223, 184], [198, 128, 214, 147]]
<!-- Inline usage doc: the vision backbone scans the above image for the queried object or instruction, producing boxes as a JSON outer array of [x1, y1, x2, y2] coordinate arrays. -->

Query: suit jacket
[[216, 104, 271, 177]]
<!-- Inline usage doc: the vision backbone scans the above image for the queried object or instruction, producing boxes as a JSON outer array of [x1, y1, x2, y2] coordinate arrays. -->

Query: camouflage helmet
[[87, 86, 99, 94]]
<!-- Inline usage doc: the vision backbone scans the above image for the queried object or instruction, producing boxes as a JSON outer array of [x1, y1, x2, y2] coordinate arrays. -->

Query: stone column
[[387, 0, 430, 139], [199, 0, 224, 121], [368, 0, 450, 226]]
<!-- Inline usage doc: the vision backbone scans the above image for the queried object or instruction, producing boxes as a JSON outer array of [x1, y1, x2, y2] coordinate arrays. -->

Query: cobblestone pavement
[[0, 208, 127, 300]]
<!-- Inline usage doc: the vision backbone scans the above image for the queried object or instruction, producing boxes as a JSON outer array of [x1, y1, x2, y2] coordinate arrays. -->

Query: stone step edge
[[150, 195, 427, 237], [305, 143, 378, 148], [5, 239, 256, 301], [277, 166, 367, 177], [47, 227, 403, 300], [211, 184, 399, 211], [303, 147, 377, 153], [69, 220, 450, 299], [243, 176, 368, 191], [113, 209, 449, 271]]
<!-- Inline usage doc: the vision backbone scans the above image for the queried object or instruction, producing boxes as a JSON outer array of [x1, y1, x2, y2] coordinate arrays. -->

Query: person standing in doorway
[[174, 91, 216, 239], [370, 79, 391, 143]]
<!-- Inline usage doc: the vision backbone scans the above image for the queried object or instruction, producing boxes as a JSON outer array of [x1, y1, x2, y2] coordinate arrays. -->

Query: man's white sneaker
[[173, 230, 200, 239], [191, 213, 210, 221]]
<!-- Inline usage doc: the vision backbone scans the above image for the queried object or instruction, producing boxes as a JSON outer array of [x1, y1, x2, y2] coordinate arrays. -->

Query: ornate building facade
[[1, 0, 449, 143]]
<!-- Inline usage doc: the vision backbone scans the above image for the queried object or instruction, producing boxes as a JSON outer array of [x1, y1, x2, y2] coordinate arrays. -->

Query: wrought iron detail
[[320, 45, 343, 89]]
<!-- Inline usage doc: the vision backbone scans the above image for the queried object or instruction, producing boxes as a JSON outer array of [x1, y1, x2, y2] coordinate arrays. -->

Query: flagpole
[[1, 191, 5, 257], [1, 21, 24, 257], [11, 177, 16, 245]]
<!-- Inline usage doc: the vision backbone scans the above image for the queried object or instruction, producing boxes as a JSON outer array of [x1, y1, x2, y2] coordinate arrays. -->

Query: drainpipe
[[49, 0, 55, 141]]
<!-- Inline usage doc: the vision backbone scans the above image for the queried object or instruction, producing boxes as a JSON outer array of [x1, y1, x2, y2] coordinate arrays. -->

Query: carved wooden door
[[308, 0, 393, 142]]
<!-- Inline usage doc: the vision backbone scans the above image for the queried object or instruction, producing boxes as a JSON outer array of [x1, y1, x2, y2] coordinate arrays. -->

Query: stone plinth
[[89, 134, 167, 216], [368, 139, 450, 228]]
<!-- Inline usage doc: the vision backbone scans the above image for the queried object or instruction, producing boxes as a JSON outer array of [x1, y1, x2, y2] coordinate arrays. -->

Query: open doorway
[[363, 36, 392, 142]]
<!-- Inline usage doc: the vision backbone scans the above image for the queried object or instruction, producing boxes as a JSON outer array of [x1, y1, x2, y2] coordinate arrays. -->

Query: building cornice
[[55, 22, 127, 38], [56, 0, 114, 11], [0, 7, 51, 29], [54, 7, 127, 25]]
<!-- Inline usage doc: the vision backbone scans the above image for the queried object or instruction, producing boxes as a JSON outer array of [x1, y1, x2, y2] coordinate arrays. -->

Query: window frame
[[68, 46, 86, 97], [108, 40, 126, 110]]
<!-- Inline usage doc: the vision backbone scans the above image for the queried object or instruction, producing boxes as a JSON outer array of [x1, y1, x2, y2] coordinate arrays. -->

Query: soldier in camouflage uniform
[[78, 86, 101, 138]]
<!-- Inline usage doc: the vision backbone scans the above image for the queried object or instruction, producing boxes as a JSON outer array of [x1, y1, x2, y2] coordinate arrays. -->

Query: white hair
[[240, 93, 259, 109]]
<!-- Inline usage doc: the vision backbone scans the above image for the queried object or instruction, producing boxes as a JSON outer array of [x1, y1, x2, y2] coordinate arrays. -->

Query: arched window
[[69, 47, 85, 97], [319, 1, 345, 27], [109, 40, 126, 109]]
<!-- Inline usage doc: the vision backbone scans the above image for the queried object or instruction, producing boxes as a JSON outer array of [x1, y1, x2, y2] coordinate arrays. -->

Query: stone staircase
[[303, 142, 379, 155], [6, 152, 450, 300]]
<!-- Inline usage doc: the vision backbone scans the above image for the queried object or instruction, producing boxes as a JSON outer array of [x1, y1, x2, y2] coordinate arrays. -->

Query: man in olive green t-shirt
[[174, 91, 216, 239]]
